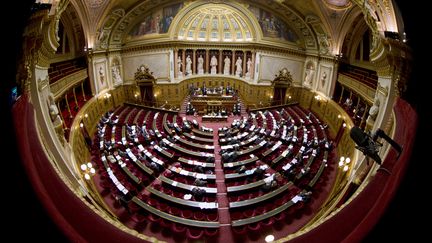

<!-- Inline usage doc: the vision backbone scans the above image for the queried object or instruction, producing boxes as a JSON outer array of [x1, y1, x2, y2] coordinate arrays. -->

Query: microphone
[[350, 126, 402, 165], [350, 126, 371, 148], [350, 126, 382, 164]]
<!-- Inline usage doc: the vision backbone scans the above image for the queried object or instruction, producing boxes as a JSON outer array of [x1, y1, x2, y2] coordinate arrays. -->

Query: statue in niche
[[210, 55, 218, 74], [111, 65, 122, 84], [197, 55, 204, 75], [235, 57, 242, 77], [367, 95, 380, 124], [185, 55, 192, 76], [47, 92, 61, 124], [177, 59, 183, 77], [223, 56, 231, 75], [134, 64, 155, 81], [245, 57, 252, 78], [303, 63, 315, 87], [321, 71, 327, 87], [47, 92, 66, 145], [98, 66, 105, 84]]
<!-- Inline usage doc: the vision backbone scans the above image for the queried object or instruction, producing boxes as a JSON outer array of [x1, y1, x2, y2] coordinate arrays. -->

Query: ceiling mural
[[248, 5, 299, 43], [128, 3, 184, 38]]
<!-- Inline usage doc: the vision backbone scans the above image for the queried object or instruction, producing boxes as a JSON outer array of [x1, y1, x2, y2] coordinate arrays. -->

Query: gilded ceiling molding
[[17, 0, 70, 92], [95, 9, 125, 50], [370, 38, 412, 97], [305, 15, 331, 56], [105, 0, 317, 51], [88, 0, 108, 9]]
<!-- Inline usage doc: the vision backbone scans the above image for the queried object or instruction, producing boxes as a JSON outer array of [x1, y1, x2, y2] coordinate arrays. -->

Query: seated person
[[261, 178, 277, 192], [150, 161, 162, 172], [194, 178, 207, 187], [194, 165, 204, 174], [324, 141, 333, 151], [300, 191, 312, 203], [191, 187, 205, 201], [206, 156, 215, 163], [235, 165, 247, 174], [101, 116, 109, 124], [253, 166, 265, 179]]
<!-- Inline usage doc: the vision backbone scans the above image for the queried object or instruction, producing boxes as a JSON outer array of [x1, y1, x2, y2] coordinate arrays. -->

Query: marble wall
[[122, 51, 171, 83]]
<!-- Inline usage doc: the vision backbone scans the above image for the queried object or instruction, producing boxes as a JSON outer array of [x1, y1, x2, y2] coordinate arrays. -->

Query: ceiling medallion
[[89, 0, 107, 8], [323, 0, 352, 10]]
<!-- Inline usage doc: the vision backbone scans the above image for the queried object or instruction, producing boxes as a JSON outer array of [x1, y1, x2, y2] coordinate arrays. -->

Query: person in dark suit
[[194, 178, 207, 187]]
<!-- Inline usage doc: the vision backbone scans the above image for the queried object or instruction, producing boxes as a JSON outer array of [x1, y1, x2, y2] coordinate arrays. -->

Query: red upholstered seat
[[181, 209, 193, 219], [204, 228, 219, 237], [194, 211, 205, 221], [186, 227, 204, 240], [206, 212, 219, 222], [171, 223, 186, 233]]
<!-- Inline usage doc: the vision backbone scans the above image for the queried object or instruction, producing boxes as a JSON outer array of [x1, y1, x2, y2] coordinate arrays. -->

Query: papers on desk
[[263, 174, 274, 183], [282, 163, 291, 171], [198, 202, 218, 209], [292, 195, 302, 203]]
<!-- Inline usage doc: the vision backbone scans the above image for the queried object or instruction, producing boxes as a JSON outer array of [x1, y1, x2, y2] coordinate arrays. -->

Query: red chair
[[181, 209, 193, 219], [168, 206, 180, 216], [172, 222, 186, 234], [206, 212, 219, 222], [194, 211, 205, 221], [186, 227, 204, 240], [204, 228, 219, 237]]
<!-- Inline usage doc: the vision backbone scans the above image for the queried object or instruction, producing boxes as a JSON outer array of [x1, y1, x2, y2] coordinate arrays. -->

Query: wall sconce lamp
[[338, 156, 351, 172], [80, 162, 96, 180]]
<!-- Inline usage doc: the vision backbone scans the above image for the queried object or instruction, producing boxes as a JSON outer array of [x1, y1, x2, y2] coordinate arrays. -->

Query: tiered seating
[[338, 63, 378, 89], [91, 103, 335, 241], [48, 57, 87, 83]]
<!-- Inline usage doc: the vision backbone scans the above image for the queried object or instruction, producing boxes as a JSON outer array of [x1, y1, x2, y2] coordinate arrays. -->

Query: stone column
[[64, 94, 72, 118], [360, 104, 369, 128], [73, 87, 79, 109], [218, 50, 222, 74], [81, 81, 86, 101], [251, 51, 255, 79], [231, 50, 236, 75], [205, 49, 209, 74], [182, 50, 186, 75], [242, 51, 247, 78], [192, 49, 196, 75], [174, 49, 178, 78], [339, 86, 345, 103]]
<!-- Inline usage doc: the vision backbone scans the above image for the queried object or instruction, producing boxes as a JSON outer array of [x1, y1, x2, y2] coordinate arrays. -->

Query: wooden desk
[[169, 166, 216, 180], [192, 128, 214, 138], [231, 197, 296, 226], [159, 175, 217, 194], [146, 186, 218, 209], [178, 157, 215, 168], [229, 182, 292, 208], [132, 197, 220, 228], [202, 115, 228, 122], [227, 178, 265, 193]]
